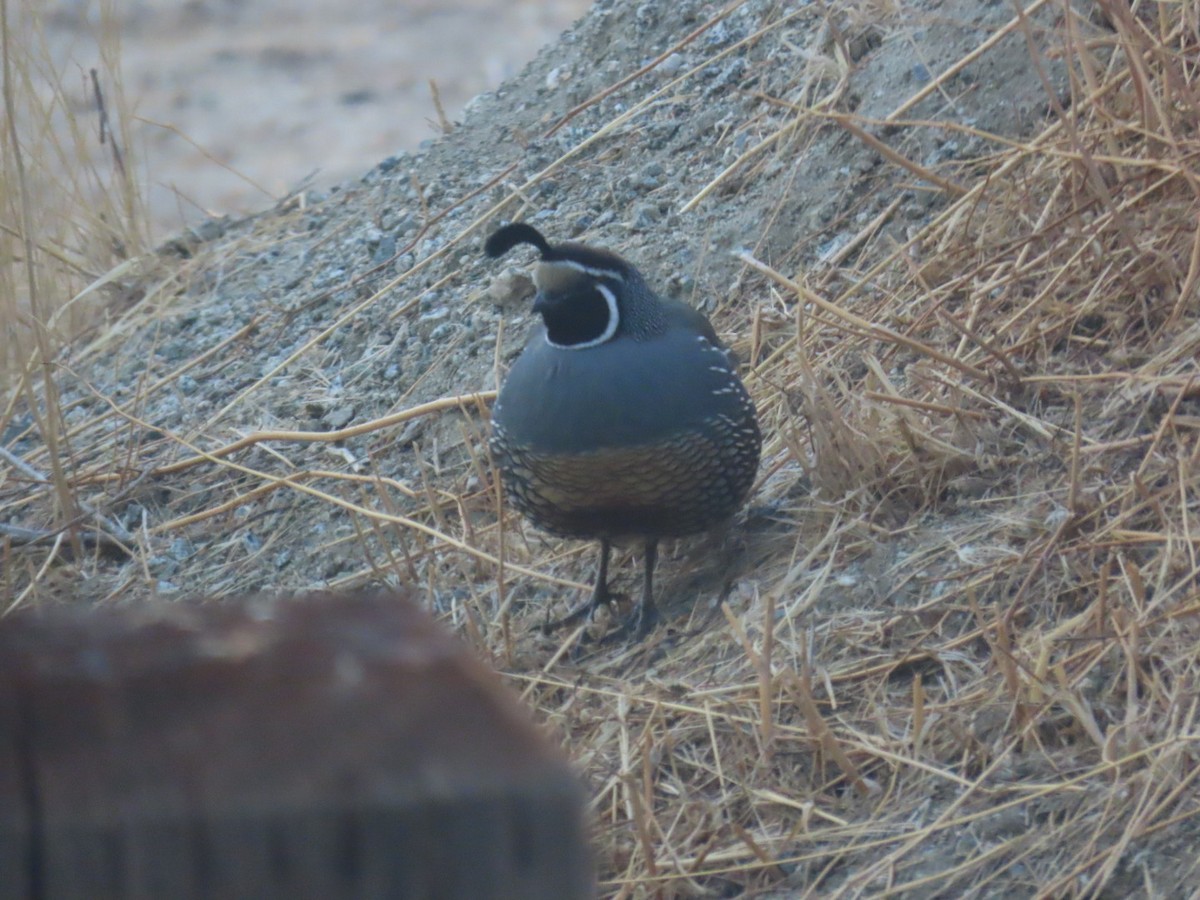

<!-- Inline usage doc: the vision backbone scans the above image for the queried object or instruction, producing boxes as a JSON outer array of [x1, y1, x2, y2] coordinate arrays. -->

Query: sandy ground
[[42, 0, 589, 236]]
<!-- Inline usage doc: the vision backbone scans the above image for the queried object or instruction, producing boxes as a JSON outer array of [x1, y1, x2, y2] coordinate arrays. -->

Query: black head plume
[[485, 223, 635, 280], [485, 223, 666, 345], [485, 223, 554, 260]]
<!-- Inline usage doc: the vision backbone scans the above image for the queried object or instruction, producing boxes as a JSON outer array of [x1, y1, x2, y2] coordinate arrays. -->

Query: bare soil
[[40, 0, 589, 233]]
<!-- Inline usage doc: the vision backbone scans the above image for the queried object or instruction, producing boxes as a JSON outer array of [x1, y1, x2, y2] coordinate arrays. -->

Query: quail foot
[[486, 223, 761, 638]]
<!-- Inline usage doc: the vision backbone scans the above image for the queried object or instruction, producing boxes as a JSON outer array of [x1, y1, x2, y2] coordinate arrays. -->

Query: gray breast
[[493, 324, 749, 454]]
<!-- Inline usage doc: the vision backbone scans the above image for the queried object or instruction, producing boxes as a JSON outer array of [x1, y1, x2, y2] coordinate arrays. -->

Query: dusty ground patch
[[38, 0, 589, 233]]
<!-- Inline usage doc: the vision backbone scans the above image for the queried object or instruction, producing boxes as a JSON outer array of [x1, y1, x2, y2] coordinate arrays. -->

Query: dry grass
[[0, 0, 158, 588], [0, 0, 150, 388], [4, 0, 1200, 896]]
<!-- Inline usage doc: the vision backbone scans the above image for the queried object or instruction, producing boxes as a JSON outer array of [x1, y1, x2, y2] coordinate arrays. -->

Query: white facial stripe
[[545, 258, 625, 283], [545, 282, 620, 351]]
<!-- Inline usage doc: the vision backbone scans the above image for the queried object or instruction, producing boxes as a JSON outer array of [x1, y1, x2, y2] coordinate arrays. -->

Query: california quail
[[486, 223, 761, 638]]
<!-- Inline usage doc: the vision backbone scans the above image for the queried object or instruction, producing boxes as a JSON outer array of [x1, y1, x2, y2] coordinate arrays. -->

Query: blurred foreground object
[[0, 590, 592, 899]]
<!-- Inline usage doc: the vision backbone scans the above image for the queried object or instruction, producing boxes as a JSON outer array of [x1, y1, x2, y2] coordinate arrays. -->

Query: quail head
[[485, 223, 761, 638]]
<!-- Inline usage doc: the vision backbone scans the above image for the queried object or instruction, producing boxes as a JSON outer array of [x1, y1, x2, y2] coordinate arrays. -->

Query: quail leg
[[542, 538, 621, 632], [599, 538, 661, 643], [630, 538, 661, 638]]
